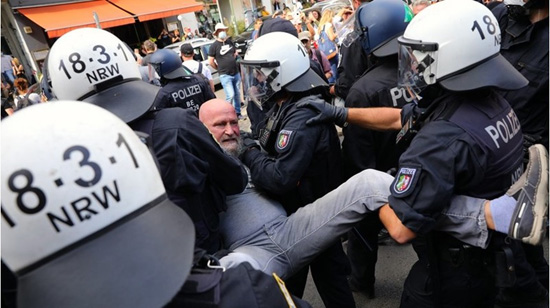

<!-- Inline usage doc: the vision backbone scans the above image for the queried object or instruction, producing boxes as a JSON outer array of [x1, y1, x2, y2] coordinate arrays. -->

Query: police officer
[[329, 0, 370, 100], [239, 32, 356, 308], [247, 18, 334, 137], [299, 1, 530, 305], [149, 49, 215, 111], [46, 28, 247, 254], [247, 17, 304, 132], [388, 2, 526, 299], [491, 0, 548, 150], [340, 0, 413, 298], [1, 101, 197, 308]]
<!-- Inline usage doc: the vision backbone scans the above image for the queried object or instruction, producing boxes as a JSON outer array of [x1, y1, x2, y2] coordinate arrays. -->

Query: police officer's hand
[[239, 134, 261, 159], [296, 100, 348, 127], [240, 131, 256, 139]]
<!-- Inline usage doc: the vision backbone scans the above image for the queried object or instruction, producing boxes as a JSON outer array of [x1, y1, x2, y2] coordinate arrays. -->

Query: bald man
[[198, 99, 547, 281], [199, 98, 386, 280], [199, 98, 243, 157]]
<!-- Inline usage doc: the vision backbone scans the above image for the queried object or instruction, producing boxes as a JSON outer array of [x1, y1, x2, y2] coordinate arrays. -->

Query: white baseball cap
[[214, 23, 229, 33]]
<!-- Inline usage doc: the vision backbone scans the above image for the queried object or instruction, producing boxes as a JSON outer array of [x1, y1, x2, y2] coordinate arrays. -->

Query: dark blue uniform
[[343, 57, 413, 176], [343, 57, 414, 295], [131, 108, 248, 253], [244, 95, 342, 213], [153, 75, 215, 111], [390, 91, 524, 307], [492, 3, 549, 150], [333, 39, 369, 100], [242, 95, 355, 308]]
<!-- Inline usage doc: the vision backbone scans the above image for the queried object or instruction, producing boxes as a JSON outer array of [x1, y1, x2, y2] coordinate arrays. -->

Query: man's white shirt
[[182, 59, 213, 81]]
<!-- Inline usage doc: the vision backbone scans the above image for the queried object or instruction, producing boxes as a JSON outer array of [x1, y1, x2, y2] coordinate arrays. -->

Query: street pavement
[[214, 87, 550, 308]]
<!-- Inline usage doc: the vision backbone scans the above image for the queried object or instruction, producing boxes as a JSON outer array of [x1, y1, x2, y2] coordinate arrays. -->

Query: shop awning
[[110, 0, 204, 22], [18, 0, 135, 39]]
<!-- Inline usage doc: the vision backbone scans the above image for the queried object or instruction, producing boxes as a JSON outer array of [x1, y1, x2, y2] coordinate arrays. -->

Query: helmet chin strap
[[266, 70, 279, 85], [417, 84, 445, 108]]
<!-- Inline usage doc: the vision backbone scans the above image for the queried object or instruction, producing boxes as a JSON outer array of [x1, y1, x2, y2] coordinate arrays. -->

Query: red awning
[[110, 0, 204, 22], [18, 0, 135, 38]]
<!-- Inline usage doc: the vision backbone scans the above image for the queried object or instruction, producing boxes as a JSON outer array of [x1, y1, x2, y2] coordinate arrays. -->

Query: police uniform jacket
[[153, 75, 215, 111], [343, 57, 412, 178], [492, 3, 549, 149], [389, 90, 524, 235], [241, 95, 343, 214], [130, 108, 248, 252], [333, 39, 369, 100]]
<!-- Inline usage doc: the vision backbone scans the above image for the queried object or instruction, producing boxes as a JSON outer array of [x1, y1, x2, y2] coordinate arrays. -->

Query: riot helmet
[[240, 32, 326, 109], [397, 0, 528, 98], [353, 0, 414, 57], [1, 101, 195, 308], [47, 28, 159, 123], [148, 49, 190, 80]]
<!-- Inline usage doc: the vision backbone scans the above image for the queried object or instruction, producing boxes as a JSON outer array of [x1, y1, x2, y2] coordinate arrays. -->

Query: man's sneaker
[[508, 144, 549, 245]]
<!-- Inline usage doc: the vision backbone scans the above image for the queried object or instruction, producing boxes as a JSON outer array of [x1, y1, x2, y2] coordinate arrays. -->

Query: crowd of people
[[1, 0, 549, 307], [1, 53, 45, 118]]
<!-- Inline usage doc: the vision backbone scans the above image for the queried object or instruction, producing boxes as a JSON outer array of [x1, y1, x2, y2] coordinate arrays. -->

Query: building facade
[[1, 0, 216, 82]]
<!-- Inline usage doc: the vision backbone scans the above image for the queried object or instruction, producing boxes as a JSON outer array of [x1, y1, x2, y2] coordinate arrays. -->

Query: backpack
[[15, 83, 39, 110], [316, 26, 338, 60], [183, 61, 211, 88]]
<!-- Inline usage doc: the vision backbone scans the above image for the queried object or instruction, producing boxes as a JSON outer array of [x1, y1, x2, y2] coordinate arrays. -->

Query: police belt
[[429, 232, 517, 288], [432, 233, 492, 268]]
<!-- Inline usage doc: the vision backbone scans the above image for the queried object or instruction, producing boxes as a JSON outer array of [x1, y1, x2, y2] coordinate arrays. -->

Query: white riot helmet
[[1, 101, 195, 308], [47, 28, 159, 123], [240, 31, 326, 108], [397, 0, 527, 97]]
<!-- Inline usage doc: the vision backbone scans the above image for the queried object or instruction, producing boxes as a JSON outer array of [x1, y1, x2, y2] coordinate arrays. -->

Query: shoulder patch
[[392, 167, 420, 195], [276, 130, 293, 151]]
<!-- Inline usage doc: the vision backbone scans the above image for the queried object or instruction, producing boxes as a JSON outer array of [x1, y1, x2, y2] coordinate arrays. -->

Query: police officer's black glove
[[240, 131, 257, 139], [296, 100, 348, 127], [239, 135, 261, 159]]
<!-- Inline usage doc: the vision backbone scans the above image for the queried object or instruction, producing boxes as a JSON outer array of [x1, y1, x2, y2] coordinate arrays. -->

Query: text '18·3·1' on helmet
[[47, 28, 160, 123], [397, 0, 528, 98], [352, 0, 413, 57], [1, 101, 195, 308], [240, 31, 327, 109]]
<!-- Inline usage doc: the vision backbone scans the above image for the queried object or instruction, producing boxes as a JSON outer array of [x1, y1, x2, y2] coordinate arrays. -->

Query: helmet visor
[[240, 60, 280, 110], [397, 39, 438, 99], [337, 14, 360, 48]]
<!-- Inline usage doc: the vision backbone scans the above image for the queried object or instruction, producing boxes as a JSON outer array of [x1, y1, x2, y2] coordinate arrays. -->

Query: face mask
[[218, 31, 227, 39]]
